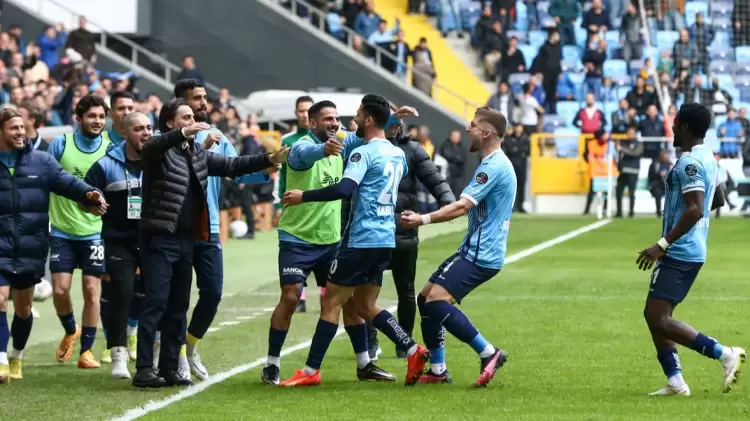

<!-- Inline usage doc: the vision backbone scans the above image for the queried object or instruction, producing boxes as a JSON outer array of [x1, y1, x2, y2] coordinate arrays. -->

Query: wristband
[[657, 237, 670, 250], [421, 214, 432, 225]]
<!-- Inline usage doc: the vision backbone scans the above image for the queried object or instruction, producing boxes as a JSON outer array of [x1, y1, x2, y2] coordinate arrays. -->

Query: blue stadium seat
[[725, 86, 740, 103], [712, 1, 733, 17], [657, 31, 679, 52], [543, 114, 568, 131], [704, 132, 720, 153], [568, 72, 585, 86], [561, 59, 580, 72], [685, 2, 709, 26], [604, 60, 628, 77], [715, 74, 734, 89], [518, 45, 537, 68], [737, 46, 750, 63], [735, 102, 750, 111], [556, 101, 579, 123], [629, 60, 643, 77], [563, 45, 581, 61], [710, 47, 733, 60], [552, 128, 581, 158], [604, 31, 619, 45], [709, 60, 732, 75], [714, 115, 727, 128], [711, 31, 732, 48], [507, 30, 528, 44], [643, 47, 659, 62], [528, 30, 546, 49], [712, 17, 731, 31], [736, 75, 750, 86], [575, 27, 588, 48], [736, 62, 750, 75], [509, 73, 531, 94]]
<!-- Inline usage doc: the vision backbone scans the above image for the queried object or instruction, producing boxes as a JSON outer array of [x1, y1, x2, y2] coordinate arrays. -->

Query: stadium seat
[[556, 101, 579, 123], [736, 62, 750, 75], [710, 47, 734, 60], [603, 101, 618, 114], [656, 31, 679, 52], [604, 31, 619, 45], [714, 115, 727, 129], [734, 102, 750, 111], [704, 131, 720, 153], [507, 30, 528, 44], [528, 31, 546, 49], [712, 1, 733, 17], [543, 114, 568, 131], [611, 75, 632, 87], [685, 2, 709, 26], [563, 45, 581, 61], [629, 60, 643, 77], [518, 45, 537, 68], [712, 17, 731, 31], [711, 31, 732, 48], [604, 60, 628, 77], [736, 47, 750, 63], [643, 47, 659, 62], [552, 128, 581, 158], [709, 60, 732, 75], [725, 86, 740, 103], [715, 74, 734, 89], [509, 73, 531, 94], [561, 59, 580, 72]]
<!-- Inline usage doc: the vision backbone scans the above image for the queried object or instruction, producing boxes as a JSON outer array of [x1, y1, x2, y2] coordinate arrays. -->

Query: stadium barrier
[[530, 133, 748, 216]]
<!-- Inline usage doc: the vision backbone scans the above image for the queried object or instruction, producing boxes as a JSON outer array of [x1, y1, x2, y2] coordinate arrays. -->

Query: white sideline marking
[[109, 219, 611, 421], [218, 321, 241, 327]]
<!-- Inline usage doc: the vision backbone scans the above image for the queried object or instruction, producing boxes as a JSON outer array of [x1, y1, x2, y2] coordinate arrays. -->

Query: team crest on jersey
[[350, 153, 362, 163], [684, 164, 698, 178], [476, 172, 488, 184]]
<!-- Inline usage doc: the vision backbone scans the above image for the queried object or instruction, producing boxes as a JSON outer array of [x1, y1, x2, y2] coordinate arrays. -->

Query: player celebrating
[[635, 103, 745, 396], [279, 94, 429, 387], [400, 107, 514, 387], [47, 95, 111, 369]]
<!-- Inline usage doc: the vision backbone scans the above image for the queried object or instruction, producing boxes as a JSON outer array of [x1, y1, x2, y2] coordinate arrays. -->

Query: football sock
[[266, 327, 288, 367], [10, 313, 33, 352], [423, 301, 494, 356], [690, 333, 724, 360], [0, 311, 8, 355], [657, 348, 684, 386], [418, 295, 446, 374], [58, 312, 76, 335], [345, 323, 370, 369], [372, 310, 417, 354], [79, 326, 97, 355], [186, 333, 200, 357], [154, 330, 161, 342], [304, 319, 338, 372], [127, 318, 138, 336]]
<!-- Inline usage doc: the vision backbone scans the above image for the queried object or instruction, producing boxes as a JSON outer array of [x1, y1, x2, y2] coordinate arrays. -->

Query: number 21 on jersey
[[377, 161, 404, 216]]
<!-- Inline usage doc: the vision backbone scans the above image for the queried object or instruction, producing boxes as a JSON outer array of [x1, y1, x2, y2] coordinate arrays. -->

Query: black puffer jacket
[[139, 128, 273, 240]]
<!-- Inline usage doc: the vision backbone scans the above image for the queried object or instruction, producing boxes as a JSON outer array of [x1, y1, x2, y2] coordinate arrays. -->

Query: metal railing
[[282, 0, 481, 121]]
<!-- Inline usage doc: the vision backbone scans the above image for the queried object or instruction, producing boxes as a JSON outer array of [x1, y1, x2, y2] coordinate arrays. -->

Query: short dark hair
[[475, 107, 507, 137], [20, 101, 44, 128], [360, 94, 391, 129], [110, 91, 135, 107], [0, 108, 22, 130], [308, 100, 337, 120], [295, 95, 314, 109], [677, 103, 712, 139], [173, 79, 204, 100], [158, 98, 189, 134], [75, 95, 109, 118]]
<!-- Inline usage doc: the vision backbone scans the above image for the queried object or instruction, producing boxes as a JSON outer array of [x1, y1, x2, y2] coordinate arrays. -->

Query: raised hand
[[203, 131, 222, 149], [270, 146, 290, 165], [394, 106, 419, 118], [183, 122, 212, 138], [323, 139, 343, 156]]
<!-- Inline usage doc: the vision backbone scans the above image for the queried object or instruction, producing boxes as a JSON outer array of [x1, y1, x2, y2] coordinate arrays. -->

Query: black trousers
[[616, 172, 638, 216], [510, 158, 527, 211], [136, 234, 194, 371], [367, 246, 419, 345], [103, 238, 142, 349]]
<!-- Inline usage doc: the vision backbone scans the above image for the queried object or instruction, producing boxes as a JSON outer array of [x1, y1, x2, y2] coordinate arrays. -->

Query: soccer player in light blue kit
[[279, 94, 429, 387], [401, 107, 515, 387], [636, 103, 745, 396]]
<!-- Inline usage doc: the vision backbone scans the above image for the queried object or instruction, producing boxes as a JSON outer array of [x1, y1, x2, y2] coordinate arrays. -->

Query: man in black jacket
[[366, 117, 455, 359], [615, 126, 643, 218], [133, 98, 288, 388], [502, 122, 530, 213]]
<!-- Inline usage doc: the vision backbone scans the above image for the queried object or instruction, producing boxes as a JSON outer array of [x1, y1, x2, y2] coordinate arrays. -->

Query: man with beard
[[46, 94, 111, 369], [0, 108, 106, 384], [171, 79, 271, 381], [400, 107, 514, 387], [84, 112, 151, 380], [105, 91, 136, 146]]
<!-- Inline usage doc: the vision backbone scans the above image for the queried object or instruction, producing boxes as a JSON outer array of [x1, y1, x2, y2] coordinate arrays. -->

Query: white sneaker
[[721, 346, 747, 393], [188, 351, 209, 381], [649, 383, 691, 396], [153, 340, 160, 369], [178, 353, 191, 381], [111, 347, 131, 380]]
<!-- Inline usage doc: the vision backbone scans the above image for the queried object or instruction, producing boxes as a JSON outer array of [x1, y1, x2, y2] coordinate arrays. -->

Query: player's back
[[460, 150, 516, 270], [343, 139, 407, 249], [662, 145, 719, 263]]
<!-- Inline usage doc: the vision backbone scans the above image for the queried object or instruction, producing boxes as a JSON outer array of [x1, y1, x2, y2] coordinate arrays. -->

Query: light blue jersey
[[195, 128, 270, 235], [342, 139, 407, 249], [662, 144, 719, 263], [458, 150, 516, 270]]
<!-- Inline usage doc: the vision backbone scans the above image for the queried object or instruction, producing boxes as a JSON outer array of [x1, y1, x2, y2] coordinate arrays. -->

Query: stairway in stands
[[372, 0, 490, 114]]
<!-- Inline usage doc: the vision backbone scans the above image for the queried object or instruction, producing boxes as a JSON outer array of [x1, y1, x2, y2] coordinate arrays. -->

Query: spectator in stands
[[7, 25, 27, 55], [19, 101, 45, 150], [177, 55, 204, 84], [407, 0, 423, 14], [648, 150, 672, 217], [738, 107, 750, 136], [660, 0, 686, 31], [438, 0, 464, 38], [22, 43, 49, 84], [710, 78, 733, 116], [638, 104, 666, 159], [412, 38, 436, 97], [437, 130, 467, 199], [611, 99, 635, 134], [684, 74, 712, 106], [673, 29, 697, 74], [600, 77, 621, 102], [717, 108, 744, 158], [367, 19, 400, 45], [493, 1, 514, 30], [556, 72, 576, 102], [355, 2, 382, 39], [0, 33, 14, 65], [607, 0, 626, 30], [327, 8, 347, 42], [482, 21, 508, 80], [656, 72, 677, 110], [664, 104, 677, 138], [615, 125, 642, 218], [214, 88, 233, 111], [626, 76, 655, 115], [531, 31, 561, 114], [382, 30, 411, 80], [620, 3, 643, 62], [486, 81, 517, 121], [474, 6, 495, 48], [734, 0, 750, 47], [502, 122, 530, 213], [530, 74, 546, 107], [581, 0, 610, 44], [642, 1, 659, 45], [525, 0, 540, 30], [688, 12, 713, 74], [519, 82, 544, 135], [548, 0, 579, 46], [416, 125, 434, 158], [639, 58, 656, 88], [64, 16, 96, 63], [573, 92, 606, 134], [656, 49, 673, 75], [583, 36, 606, 97], [351, 35, 368, 57], [498, 36, 525, 82]]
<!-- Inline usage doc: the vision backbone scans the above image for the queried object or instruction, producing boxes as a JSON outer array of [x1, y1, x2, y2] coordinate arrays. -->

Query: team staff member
[[106, 91, 136, 146], [0, 109, 106, 384], [173, 79, 271, 381], [132, 99, 287, 388], [46, 95, 112, 369], [366, 115, 455, 359], [84, 112, 153, 380]]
